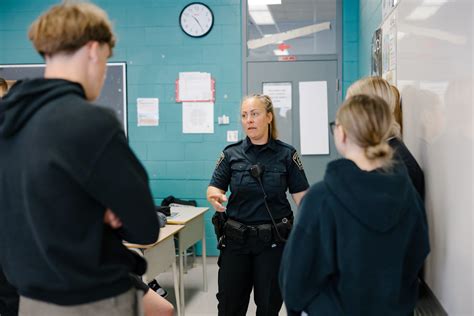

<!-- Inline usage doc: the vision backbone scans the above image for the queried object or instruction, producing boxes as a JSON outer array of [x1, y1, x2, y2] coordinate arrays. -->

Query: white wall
[[396, 0, 473, 314]]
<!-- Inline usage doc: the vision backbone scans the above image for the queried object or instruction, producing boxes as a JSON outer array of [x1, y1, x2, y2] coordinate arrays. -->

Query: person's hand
[[208, 193, 227, 212], [104, 208, 122, 229]]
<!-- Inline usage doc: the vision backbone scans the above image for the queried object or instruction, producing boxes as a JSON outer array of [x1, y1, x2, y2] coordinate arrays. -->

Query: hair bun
[[365, 142, 392, 160]]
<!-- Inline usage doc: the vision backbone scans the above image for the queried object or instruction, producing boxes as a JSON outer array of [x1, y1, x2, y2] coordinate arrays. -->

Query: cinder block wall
[[0, 0, 242, 256]]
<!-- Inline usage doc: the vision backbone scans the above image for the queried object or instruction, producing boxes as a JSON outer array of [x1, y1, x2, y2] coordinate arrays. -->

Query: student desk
[[167, 206, 209, 315], [125, 224, 184, 316]]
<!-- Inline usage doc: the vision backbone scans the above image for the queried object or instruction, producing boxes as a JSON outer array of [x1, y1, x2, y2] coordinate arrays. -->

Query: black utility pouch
[[212, 212, 227, 249], [276, 218, 293, 240], [257, 224, 272, 243], [225, 219, 248, 243]]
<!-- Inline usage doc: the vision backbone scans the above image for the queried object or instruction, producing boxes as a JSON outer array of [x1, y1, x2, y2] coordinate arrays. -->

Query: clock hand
[[192, 16, 204, 31]]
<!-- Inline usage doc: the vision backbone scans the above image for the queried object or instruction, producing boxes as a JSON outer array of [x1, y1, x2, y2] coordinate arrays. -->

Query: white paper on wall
[[263, 82, 292, 118], [137, 98, 159, 126], [178, 72, 212, 101], [182, 102, 214, 133], [299, 81, 329, 155]]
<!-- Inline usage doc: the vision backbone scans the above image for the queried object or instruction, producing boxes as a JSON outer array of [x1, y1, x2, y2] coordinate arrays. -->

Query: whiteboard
[[395, 0, 473, 314], [0, 63, 128, 135]]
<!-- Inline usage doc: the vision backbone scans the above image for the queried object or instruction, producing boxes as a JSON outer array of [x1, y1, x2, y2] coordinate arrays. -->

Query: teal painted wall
[[0, 0, 366, 256], [358, 0, 382, 77], [342, 0, 360, 97], [0, 0, 242, 256]]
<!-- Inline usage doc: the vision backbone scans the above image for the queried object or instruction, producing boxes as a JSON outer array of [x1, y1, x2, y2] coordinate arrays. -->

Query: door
[[247, 60, 340, 187]]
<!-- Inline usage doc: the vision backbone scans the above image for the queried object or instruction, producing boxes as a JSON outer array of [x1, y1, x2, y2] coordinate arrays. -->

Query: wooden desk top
[[124, 224, 184, 249], [167, 207, 209, 225]]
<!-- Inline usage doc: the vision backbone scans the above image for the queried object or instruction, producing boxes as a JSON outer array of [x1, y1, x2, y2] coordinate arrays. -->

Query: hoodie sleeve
[[84, 131, 159, 245], [279, 183, 337, 314]]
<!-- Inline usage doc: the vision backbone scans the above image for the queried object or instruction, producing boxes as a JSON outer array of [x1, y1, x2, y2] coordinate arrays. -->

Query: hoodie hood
[[325, 159, 413, 233], [0, 78, 85, 138]]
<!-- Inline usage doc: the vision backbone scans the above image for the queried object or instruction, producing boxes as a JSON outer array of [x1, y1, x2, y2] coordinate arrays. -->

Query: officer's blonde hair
[[242, 94, 278, 139], [337, 94, 394, 167], [346, 77, 401, 138]]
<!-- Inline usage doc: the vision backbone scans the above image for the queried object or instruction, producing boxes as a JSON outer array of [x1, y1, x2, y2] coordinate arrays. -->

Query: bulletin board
[[0, 62, 128, 135]]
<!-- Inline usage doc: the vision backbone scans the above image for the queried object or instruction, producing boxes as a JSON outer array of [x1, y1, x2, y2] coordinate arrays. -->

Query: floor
[[156, 256, 288, 316], [156, 257, 435, 316]]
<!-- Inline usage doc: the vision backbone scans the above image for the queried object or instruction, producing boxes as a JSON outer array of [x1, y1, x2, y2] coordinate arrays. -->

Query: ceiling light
[[249, 5, 275, 25], [248, 0, 281, 6]]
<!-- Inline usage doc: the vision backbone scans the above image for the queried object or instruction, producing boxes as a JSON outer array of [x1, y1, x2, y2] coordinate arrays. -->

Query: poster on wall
[[371, 28, 383, 77], [137, 98, 159, 126], [262, 82, 292, 118], [381, 10, 397, 84]]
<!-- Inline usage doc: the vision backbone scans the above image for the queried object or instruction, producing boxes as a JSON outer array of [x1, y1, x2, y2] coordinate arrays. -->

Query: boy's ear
[[87, 41, 100, 62]]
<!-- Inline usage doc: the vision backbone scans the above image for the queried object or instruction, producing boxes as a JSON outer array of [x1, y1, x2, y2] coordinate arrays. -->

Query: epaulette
[[274, 139, 295, 151], [224, 139, 243, 151]]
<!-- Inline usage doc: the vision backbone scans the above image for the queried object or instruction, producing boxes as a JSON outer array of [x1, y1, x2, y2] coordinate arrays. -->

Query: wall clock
[[179, 2, 214, 38]]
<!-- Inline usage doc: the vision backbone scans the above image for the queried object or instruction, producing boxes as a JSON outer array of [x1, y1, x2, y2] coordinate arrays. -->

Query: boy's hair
[[28, 2, 116, 57]]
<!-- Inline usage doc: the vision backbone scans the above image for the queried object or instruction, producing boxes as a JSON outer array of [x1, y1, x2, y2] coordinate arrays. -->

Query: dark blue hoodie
[[280, 159, 430, 316], [0, 79, 159, 305]]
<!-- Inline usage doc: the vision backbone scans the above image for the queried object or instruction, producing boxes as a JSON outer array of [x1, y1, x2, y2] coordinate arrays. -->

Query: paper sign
[[137, 98, 159, 126], [182, 102, 214, 133], [263, 82, 292, 118], [299, 81, 329, 155], [227, 130, 239, 142], [178, 72, 212, 101]]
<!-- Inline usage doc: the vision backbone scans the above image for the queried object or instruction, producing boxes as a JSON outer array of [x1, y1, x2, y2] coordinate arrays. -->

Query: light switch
[[227, 130, 238, 142]]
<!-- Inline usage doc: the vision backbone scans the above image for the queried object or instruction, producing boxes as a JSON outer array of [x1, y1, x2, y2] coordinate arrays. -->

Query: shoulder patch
[[224, 139, 243, 150], [215, 152, 225, 170], [274, 139, 295, 150], [292, 152, 304, 170]]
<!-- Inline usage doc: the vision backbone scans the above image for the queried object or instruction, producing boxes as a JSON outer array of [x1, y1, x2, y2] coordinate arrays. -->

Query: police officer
[[207, 94, 309, 316]]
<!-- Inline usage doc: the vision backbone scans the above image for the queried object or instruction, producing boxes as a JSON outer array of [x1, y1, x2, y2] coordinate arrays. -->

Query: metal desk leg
[[202, 225, 207, 292], [172, 261, 181, 316], [179, 247, 185, 316]]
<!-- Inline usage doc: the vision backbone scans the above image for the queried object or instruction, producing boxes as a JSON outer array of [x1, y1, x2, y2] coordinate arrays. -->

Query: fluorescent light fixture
[[273, 49, 288, 56], [249, 5, 275, 25], [248, 0, 281, 6]]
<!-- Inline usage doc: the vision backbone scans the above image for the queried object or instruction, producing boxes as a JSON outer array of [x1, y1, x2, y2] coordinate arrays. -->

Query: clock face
[[179, 3, 214, 38]]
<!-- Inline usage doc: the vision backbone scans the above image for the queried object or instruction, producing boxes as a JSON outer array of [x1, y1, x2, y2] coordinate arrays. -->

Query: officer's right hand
[[208, 193, 227, 212]]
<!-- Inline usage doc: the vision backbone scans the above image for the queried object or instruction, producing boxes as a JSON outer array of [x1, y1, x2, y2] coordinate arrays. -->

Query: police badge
[[292, 152, 304, 170], [215, 152, 225, 170]]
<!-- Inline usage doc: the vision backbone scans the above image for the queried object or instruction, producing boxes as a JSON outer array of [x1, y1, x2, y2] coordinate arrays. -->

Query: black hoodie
[[280, 159, 430, 316], [0, 79, 159, 305]]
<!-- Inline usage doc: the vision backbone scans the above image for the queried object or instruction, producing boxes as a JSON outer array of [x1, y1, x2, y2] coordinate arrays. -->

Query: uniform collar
[[243, 136, 278, 153]]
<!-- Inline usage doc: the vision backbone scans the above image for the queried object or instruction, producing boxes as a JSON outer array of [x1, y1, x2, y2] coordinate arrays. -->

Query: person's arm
[[291, 190, 307, 207], [207, 151, 231, 212], [85, 132, 159, 244], [287, 150, 310, 198]]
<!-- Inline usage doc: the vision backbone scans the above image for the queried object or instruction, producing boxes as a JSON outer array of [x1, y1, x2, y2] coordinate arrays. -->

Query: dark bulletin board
[[0, 62, 128, 135]]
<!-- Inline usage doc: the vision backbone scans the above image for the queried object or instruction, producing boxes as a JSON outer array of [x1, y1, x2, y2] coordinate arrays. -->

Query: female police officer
[[207, 94, 309, 315]]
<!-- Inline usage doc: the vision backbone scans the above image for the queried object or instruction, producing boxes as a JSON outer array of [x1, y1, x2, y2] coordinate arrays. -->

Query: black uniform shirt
[[210, 137, 309, 224]]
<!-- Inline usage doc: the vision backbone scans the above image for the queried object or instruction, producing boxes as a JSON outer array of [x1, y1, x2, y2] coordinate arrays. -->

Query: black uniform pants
[[217, 237, 284, 316]]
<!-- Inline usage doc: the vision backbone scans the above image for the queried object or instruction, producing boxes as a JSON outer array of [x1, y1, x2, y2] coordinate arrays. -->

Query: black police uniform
[[210, 136, 309, 316]]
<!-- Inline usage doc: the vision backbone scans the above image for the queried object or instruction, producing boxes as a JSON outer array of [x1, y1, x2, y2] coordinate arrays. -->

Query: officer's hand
[[209, 193, 227, 212]]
